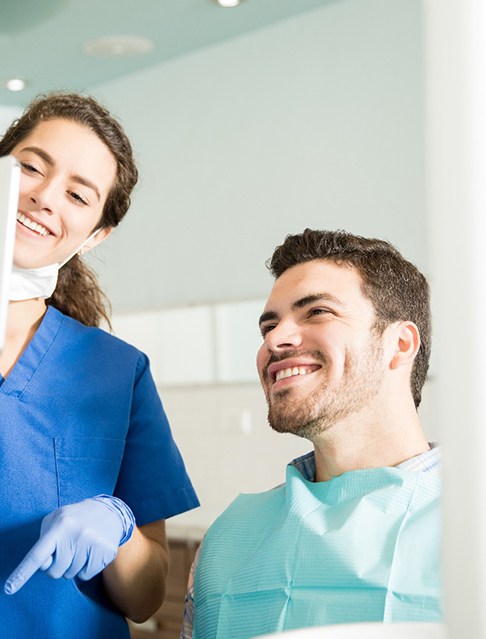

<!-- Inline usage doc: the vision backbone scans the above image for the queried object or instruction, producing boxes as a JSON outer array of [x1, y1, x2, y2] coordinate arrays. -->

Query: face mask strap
[[58, 228, 103, 269], [9, 229, 105, 301]]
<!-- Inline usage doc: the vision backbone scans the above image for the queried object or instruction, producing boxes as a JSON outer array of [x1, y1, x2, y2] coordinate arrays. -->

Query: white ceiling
[[0, 0, 338, 107]]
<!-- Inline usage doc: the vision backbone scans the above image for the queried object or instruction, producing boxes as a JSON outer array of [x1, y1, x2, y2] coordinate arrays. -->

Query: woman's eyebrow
[[71, 174, 101, 201], [21, 146, 54, 166]]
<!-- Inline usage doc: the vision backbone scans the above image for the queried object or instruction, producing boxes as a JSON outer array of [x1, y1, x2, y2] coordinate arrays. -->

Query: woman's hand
[[4, 495, 135, 595]]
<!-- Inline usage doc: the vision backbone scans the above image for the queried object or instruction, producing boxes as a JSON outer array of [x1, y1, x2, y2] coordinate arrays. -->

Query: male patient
[[184, 229, 441, 639]]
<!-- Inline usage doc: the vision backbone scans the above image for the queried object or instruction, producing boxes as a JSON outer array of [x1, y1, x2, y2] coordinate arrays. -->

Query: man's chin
[[268, 409, 322, 439]]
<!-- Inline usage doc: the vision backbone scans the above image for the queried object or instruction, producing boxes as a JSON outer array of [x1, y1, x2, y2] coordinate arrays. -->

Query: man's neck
[[312, 402, 430, 482]]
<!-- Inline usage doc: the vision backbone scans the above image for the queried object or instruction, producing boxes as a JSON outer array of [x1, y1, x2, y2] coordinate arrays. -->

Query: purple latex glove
[[4, 495, 135, 595]]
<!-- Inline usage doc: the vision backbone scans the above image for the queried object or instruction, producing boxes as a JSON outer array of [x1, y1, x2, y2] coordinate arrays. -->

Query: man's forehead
[[265, 260, 363, 307]]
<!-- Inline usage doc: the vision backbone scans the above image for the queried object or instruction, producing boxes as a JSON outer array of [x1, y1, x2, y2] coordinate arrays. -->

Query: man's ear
[[79, 227, 113, 255], [389, 321, 421, 370]]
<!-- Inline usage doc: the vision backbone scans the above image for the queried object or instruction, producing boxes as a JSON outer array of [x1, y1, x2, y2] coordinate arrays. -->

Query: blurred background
[[0, 0, 431, 533]]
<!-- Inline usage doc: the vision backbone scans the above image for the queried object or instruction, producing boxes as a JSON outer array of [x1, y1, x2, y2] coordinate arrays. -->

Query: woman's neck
[[0, 298, 47, 378]]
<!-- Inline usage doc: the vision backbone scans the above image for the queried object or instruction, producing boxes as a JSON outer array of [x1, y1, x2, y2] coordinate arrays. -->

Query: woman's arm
[[102, 519, 169, 623]]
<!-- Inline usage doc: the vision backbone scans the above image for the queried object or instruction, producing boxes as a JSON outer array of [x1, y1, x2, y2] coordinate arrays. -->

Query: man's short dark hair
[[268, 229, 431, 408]]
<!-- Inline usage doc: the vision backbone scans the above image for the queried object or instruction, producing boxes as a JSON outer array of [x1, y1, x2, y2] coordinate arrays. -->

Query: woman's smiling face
[[11, 117, 116, 269]]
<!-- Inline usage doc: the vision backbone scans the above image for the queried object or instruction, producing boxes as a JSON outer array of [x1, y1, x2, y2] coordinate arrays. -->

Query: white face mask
[[9, 263, 60, 301], [8, 229, 102, 302]]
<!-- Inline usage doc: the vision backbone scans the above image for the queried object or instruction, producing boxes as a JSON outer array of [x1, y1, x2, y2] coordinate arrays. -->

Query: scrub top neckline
[[0, 305, 63, 397]]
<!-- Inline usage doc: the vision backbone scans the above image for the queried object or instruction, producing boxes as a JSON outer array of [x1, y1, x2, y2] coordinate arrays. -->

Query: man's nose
[[264, 320, 303, 351]]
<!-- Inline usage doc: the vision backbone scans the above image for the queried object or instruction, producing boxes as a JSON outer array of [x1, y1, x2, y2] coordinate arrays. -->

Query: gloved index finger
[[4, 535, 55, 595]]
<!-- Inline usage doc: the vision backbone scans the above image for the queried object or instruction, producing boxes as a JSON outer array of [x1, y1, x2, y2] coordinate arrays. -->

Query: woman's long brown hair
[[0, 92, 138, 327]]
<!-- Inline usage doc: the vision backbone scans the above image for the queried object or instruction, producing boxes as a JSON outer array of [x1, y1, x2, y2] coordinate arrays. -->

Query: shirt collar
[[289, 443, 441, 482]]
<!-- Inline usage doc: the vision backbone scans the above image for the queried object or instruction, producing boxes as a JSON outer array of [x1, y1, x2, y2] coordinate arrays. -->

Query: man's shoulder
[[207, 451, 315, 536], [205, 483, 287, 540], [226, 482, 287, 511]]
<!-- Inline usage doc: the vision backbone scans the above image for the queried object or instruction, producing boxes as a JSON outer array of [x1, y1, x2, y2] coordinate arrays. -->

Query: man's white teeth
[[275, 367, 312, 382], [17, 212, 50, 236]]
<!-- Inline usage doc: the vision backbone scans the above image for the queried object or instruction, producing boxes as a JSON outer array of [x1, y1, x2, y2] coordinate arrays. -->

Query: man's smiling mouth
[[274, 365, 320, 382], [17, 212, 51, 236]]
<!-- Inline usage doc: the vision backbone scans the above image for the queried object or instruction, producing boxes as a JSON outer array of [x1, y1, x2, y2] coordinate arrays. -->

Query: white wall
[[162, 383, 312, 534], [425, 1, 486, 635], [91, 0, 425, 312], [0, 106, 23, 136]]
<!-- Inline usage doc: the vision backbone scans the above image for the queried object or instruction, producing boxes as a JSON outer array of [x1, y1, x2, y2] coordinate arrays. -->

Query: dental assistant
[[0, 93, 199, 638]]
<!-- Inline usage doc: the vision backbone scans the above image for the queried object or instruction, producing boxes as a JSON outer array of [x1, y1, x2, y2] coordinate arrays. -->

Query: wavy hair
[[0, 92, 138, 327]]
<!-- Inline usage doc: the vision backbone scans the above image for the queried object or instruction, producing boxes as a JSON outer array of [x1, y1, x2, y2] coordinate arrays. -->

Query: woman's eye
[[69, 191, 88, 206], [21, 162, 41, 175]]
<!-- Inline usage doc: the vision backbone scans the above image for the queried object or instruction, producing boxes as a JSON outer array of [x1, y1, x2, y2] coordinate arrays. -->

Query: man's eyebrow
[[291, 293, 342, 310], [259, 310, 279, 327], [259, 293, 342, 327], [20, 146, 101, 201]]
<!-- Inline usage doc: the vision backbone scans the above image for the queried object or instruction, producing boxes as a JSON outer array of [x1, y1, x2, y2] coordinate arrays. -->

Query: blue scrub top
[[0, 305, 199, 638]]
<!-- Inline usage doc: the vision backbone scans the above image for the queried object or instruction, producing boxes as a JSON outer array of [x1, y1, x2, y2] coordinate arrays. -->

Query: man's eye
[[260, 324, 276, 337], [309, 308, 331, 316]]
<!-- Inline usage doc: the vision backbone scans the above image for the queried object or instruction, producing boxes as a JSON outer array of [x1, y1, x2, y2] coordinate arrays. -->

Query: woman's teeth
[[17, 212, 50, 236]]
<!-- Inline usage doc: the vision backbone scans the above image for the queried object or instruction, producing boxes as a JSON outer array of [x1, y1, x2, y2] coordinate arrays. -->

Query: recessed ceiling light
[[5, 78, 27, 92], [83, 35, 154, 57], [217, 0, 241, 7]]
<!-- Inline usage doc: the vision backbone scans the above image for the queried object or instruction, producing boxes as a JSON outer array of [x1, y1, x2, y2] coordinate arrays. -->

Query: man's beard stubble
[[266, 340, 385, 440]]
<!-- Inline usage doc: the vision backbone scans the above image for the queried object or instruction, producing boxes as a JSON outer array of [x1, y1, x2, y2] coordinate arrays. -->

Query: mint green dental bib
[[193, 464, 441, 639]]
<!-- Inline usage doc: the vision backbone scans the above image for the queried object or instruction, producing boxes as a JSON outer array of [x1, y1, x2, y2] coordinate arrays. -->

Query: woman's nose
[[28, 191, 54, 212], [26, 180, 56, 213]]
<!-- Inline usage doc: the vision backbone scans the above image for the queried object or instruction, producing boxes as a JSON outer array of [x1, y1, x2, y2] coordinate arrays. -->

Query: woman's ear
[[79, 227, 113, 255], [389, 321, 421, 370]]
